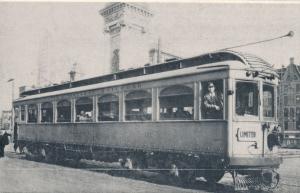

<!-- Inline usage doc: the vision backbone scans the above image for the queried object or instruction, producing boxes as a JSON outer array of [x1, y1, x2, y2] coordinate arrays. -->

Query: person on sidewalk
[[0, 132, 12, 158]]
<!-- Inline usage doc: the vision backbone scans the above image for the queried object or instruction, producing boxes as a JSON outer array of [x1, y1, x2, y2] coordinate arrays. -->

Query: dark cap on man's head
[[208, 82, 214, 88]]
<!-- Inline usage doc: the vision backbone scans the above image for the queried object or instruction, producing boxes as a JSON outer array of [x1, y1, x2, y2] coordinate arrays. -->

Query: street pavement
[[0, 145, 300, 193]]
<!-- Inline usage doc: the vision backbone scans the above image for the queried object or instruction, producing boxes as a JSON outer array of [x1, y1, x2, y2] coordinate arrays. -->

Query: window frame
[[75, 97, 93, 122], [158, 84, 195, 121], [200, 79, 225, 121], [98, 93, 120, 122], [262, 83, 275, 120], [27, 104, 38, 123], [20, 105, 26, 122], [41, 102, 54, 123], [124, 89, 152, 122], [234, 80, 260, 121], [56, 100, 72, 123]]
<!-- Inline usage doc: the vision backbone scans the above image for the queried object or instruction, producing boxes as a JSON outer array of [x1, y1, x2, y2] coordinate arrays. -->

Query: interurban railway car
[[13, 50, 282, 190]]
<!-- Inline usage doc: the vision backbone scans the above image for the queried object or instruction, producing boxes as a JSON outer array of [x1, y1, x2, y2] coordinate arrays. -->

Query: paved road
[[1, 146, 300, 193], [0, 151, 209, 193]]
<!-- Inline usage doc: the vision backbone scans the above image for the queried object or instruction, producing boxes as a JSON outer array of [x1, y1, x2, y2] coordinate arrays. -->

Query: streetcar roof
[[16, 50, 276, 102]]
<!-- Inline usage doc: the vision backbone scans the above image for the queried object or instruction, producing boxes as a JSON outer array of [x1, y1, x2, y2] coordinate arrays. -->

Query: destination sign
[[237, 128, 257, 142]]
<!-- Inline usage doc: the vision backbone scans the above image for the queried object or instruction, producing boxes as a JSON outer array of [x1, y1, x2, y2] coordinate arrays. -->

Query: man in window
[[203, 82, 223, 119]]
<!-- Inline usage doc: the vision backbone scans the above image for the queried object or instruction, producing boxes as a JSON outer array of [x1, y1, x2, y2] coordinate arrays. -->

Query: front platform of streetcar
[[225, 52, 282, 190]]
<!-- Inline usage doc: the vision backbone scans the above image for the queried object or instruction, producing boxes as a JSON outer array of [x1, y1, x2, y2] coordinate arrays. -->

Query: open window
[[76, 97, 93, 122], [236, 81, 259, 117], [125, 90, 152, 121], [28, 104, 37, 123], [41, 102, 53, 123], [98, 94, 119, 121], [57, 100, 71, 122], [159, 85, 194, 120], [201, 80, 224, 119]]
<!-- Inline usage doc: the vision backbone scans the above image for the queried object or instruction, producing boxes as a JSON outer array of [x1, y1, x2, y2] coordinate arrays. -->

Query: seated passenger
[[78, 110, 88, 122], [203, 82, 223, 119], [175, 107, 191, 119], [140, 108, 150, 121], [57, 114, 65, 122], [165, 108, 174, 119]]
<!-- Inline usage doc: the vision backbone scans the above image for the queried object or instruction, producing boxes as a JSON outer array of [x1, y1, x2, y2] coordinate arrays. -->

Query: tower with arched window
[[100, 3, 153, 73]]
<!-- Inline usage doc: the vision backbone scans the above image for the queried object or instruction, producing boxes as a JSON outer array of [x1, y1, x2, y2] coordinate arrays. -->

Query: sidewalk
[[279, 148, 300, 157]]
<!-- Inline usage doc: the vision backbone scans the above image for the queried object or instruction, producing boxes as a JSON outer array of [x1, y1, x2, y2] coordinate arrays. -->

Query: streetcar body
[[13, 50, 282, 189]]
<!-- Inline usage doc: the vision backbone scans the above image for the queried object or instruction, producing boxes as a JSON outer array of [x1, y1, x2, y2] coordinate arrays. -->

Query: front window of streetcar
[[235, 81, 259, 117], [28, 104, 38, 123], [20, 105, 26, 122], [263, 84, 275, 118]]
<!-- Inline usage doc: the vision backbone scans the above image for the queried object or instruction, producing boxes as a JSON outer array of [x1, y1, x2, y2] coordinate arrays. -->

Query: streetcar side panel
[[18, 121, 227, 155]]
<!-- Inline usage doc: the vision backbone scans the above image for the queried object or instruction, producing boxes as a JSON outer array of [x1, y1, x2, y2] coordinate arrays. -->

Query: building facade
[[278, 58, 300, 148], [100, 3, 181, 73], [1, 110, 12, 131]]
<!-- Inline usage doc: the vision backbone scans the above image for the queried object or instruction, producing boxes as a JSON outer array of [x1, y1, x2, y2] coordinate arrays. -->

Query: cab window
[[21, 105, 26, 121], [28, 104, 38, 123], [263, 84, 274, 117], [236, 81, 259, 116]]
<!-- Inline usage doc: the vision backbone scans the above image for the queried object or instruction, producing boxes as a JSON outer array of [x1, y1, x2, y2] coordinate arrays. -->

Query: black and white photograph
[[0, 1, 300, 192]]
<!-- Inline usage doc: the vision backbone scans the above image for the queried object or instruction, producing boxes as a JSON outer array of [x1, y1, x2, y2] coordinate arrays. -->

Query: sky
[[0, 2, 300, 113]]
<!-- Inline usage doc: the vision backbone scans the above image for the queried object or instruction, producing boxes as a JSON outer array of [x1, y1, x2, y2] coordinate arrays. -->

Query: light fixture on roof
[[252, 71, 259, 78]]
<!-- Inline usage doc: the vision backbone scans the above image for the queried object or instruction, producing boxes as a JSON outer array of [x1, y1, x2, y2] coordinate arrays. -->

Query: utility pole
[[7, 78, 14, 135]]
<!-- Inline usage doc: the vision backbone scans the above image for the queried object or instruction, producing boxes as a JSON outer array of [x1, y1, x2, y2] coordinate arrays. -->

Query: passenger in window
[[166, 108, 174, 119], [203, 82, 223, 119], [78, 110, 88, 122], [175, 107, 191, 119], [58, 114, 65, 122]]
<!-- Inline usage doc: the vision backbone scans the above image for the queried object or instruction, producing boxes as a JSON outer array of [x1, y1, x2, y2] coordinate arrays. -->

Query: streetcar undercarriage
[[17, 140, 280, 191]]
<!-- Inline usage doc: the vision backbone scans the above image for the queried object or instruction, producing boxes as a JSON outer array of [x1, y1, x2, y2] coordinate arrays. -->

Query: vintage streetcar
[[13, 50, 282, 190]]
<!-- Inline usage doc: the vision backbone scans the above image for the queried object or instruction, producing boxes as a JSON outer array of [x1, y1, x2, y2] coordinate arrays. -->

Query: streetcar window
[[201, 80, 223, 119], [263, 85, 274, 117], [159, 85, 194, 120], [57, 100, 71, 122], [41, 102, 53, 123], [125, 90, 152, 121], [76, 97, 93, 122], [21, 105, 25, 121], [28, 104, 38, 123], [98, 94, 119, 121], [236, 81, 259, 116]]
